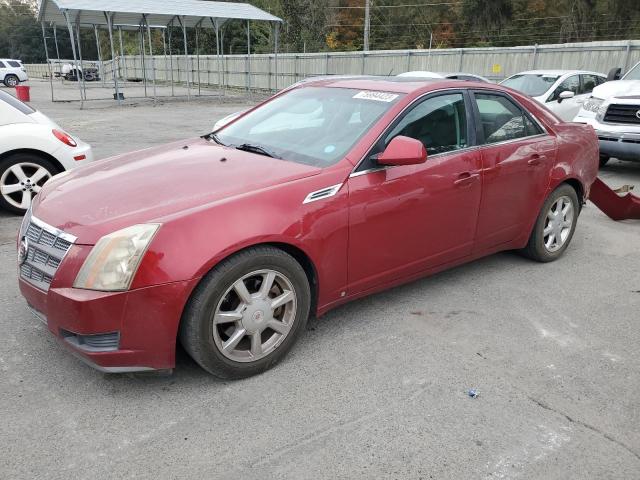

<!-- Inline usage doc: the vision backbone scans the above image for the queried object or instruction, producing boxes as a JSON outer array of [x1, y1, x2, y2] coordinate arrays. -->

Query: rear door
[[470, 91, 556, 252], [347, 91, 483, 293], [0, 61, 7, 81]]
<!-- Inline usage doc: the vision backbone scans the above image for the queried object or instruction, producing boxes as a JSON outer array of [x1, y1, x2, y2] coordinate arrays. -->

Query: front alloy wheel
[[213, 269, 297, 362], [180, 246, 310, 379], [0, 155, 55, 214]]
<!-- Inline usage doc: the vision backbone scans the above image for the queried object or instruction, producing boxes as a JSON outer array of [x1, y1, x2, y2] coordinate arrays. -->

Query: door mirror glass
[[377, 135, 427, 166], [558, 90, 575, 103]]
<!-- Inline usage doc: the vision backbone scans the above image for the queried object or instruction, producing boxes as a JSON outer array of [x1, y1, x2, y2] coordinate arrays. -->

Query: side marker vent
[[303, 184, 343, 204]]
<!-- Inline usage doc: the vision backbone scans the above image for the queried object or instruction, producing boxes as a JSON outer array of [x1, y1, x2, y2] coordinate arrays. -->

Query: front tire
[[179, 246, 311, 379], [521, 184, 579, 262], [0, 154, 57, 215], [3, 74, 19, 87]]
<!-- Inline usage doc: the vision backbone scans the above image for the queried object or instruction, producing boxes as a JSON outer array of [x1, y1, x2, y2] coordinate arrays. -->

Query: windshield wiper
[[204, 132, 227, 146], [234, 143, 281, 159]]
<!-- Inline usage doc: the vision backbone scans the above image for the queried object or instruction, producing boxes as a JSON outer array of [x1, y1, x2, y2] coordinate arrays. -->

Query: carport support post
[[118, 27, 126, 81], [93, 25, 105, 87], [105, 12, 122, 105], [40, 22, 54, 102], [195, 19, 202, 96], [139, 25, 147, 97], [53, 25, 61, 76], [246, 20, 251, 95], [179, 16, 191, 101], [274, 22, 279, 91], [168, 18, 175, 97], [212, 18, 222, 95], [162, 29, 168, 85], [144, 15, 157, 103], [75, 16, 87, 101], [62, 9, 84, 109]]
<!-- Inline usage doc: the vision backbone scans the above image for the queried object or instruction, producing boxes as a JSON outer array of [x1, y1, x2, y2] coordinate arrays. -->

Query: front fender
[[131, 171, 351, 310]]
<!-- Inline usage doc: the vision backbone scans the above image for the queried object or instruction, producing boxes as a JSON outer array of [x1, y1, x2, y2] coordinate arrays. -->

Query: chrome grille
[[603, 104, 640, 125], [19, 215, 76, 292]]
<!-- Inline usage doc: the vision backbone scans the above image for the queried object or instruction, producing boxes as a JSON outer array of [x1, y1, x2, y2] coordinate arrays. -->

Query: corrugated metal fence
[[25, 39, 640, 92]]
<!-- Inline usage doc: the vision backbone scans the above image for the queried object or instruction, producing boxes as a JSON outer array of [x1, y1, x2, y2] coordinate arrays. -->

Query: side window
[[0, 61, 6, 68], [581, 74, 599, 95], [548, 75, 579, 102], [596, 76, 607, 86], [384, 93, 468, 155], [7, 61, 21, 68], [474, 93, 541, 144]]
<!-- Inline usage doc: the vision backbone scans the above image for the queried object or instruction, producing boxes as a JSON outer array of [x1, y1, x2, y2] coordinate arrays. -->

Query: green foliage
[[1, 0, 639, 62]]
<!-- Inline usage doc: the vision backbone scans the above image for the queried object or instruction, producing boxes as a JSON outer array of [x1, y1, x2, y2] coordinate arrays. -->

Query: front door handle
[[454, 172, 479, 187]]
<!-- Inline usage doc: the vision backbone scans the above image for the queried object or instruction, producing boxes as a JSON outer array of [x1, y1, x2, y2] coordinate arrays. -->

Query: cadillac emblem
[[18, 237, 29, 266]]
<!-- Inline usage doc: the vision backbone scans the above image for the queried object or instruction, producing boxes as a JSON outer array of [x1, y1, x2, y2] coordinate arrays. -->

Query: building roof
[[38, 0, 282, 28]]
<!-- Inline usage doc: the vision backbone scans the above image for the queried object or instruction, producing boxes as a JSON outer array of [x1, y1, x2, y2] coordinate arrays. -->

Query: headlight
[[73, 224, 160, 291], [582, 97, 604, 113]]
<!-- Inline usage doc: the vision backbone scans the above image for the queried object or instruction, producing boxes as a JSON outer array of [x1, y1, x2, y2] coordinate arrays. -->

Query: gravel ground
[[1, 80, 639, 479]]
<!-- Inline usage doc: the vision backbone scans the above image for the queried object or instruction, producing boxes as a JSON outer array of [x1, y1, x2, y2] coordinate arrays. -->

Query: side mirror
[[558, 90, 575, 103], [377, 136, 427, 167], [607, 67, 622, 81]]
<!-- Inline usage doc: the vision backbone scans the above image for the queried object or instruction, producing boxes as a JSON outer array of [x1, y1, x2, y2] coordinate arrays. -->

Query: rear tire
[[3, 74, 19, 87], [599, 155, 610, 168], [179, 246, 310, 379], [521, 184, 579, 263], [0, 153, 58, 215]]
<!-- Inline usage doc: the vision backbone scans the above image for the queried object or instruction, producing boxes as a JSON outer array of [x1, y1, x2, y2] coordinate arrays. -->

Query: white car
[[0, 59, 28, 87], [500, 70, 607, 121], [574, 60, 640, 165], [398, 71, 492, 83], [0, 90, 93, 214]]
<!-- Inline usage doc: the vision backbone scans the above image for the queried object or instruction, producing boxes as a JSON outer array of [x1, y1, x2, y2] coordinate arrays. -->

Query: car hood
[[34, 137, 321, 243], [592, 80, 640, 100]]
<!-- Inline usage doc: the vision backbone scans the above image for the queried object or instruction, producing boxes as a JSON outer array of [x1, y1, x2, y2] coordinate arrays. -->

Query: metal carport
[[37, 0, 283, 107]]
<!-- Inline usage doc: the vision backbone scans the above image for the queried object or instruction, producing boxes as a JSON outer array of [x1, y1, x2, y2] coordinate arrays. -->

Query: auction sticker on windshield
[[353, 91, 399, 102]]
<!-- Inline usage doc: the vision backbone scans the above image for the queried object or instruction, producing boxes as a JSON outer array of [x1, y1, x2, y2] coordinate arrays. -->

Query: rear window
[[0, 90, 35, 114], [7, 61, 21, 68]]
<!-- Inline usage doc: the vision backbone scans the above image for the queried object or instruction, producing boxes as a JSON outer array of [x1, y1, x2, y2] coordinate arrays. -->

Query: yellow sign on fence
[[492, 64, 502, 74]]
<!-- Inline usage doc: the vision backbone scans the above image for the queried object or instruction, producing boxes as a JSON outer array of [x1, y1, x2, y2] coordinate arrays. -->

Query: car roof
[[297, 75, 493, 94], [510, 70, 605, 77]]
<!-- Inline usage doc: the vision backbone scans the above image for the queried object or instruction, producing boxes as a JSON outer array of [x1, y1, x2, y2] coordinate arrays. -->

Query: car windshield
[[501, 74, 560, 97], [623, 62, 640, 80], [215, 86, 403, 167]]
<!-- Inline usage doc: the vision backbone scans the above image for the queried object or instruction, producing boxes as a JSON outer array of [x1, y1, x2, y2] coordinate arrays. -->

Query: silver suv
[[0, 59, 28, 87]]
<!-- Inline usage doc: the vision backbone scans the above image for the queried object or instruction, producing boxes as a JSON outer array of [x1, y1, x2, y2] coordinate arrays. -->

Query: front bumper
[[19, 277, 199, 372], [574, 116, 640, 161]]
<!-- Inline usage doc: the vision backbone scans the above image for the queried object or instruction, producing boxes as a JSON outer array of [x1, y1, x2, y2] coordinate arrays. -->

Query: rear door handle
[[527, 154, 545, 166], [454, 172, 479, 186]]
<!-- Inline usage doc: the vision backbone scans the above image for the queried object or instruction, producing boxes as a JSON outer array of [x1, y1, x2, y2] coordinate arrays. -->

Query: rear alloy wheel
[[4, 74, 19, 87], [521, 184, 579, 262], [180, 246, 310, 379], [0, 154, 56, 215]]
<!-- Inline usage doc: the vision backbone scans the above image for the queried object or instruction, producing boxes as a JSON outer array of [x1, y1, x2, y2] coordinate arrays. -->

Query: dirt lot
[[1, 80, 639, 479]]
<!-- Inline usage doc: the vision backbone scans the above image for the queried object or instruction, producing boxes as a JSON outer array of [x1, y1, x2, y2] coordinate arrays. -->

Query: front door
[[347, 91, 482, 294]]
